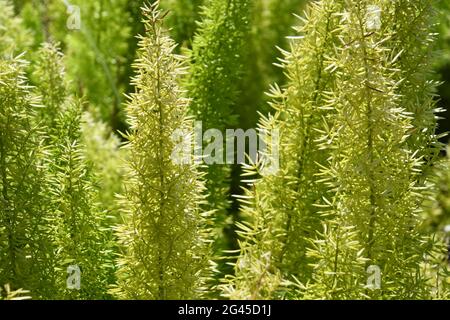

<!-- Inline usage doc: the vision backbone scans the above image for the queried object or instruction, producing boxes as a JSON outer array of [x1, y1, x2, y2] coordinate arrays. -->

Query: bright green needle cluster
[[227, 0, 448, 300], [0, 53, 49, 297], [112, 2, 212, 300]]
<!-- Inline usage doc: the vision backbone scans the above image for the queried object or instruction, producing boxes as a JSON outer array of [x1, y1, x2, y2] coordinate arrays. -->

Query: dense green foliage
[[302, 0, 443, 299], [0, 54, 50, 298], [111, 3, 211, 299], [1, 0, 450, 300], [224, 0, 450, 299], [34, 43, 114, 299], [222, 0, 342, 299], [185, 0, 252, 277]]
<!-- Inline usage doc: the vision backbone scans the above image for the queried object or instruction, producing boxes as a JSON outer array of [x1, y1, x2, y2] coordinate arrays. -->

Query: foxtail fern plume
[[31, 42, 66, 132], [0, 55, 50, 297], [46, 100, 114, 299], [222, 0, 343, 299], [0, 0, 31, 57], [32, 43, 114, 299], [0, 4, 52, 297], [186, 0, 252, 276], [112, 2, 211, 300], [388, 0, 444, 162], [33, 43, 124, 218], [302, 0, 446, 299]]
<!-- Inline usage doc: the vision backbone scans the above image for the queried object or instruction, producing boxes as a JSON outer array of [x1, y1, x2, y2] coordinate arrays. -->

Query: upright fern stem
[[112, 2, 211, 299], [186, 0, 252, 280], [0, 57, 49, 297], [304, 0, 445, 299], [223, 0, 343, 299]]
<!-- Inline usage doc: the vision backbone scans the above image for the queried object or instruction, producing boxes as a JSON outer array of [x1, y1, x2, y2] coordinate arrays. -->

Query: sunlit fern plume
[[111, 2, 212, 299]]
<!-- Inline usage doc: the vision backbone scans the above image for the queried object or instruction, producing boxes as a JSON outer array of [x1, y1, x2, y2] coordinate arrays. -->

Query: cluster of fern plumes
[[222, 0, 450, 299], [1, 0, 450, 300]]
